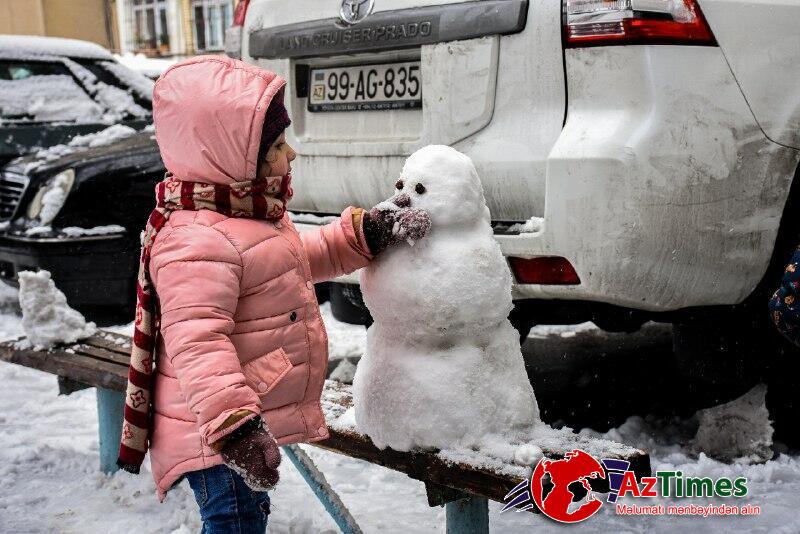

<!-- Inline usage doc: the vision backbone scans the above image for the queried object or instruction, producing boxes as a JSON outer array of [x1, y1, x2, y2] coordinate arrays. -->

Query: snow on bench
[[0, 331, 651, 517]]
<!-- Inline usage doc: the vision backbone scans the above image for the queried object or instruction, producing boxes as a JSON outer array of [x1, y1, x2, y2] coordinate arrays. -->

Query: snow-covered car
[[0, 36, 159, 318], [0, 126, 163, 318], [228, 0, 800, 431], [0, 35, 154, 168]]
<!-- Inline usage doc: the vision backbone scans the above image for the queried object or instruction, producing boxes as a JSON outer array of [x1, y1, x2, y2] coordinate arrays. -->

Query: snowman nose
[[393, 193, 411, 208]]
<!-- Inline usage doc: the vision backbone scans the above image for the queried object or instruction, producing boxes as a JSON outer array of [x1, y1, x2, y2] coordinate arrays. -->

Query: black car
[[0, 35, 162, 318], [1, 35, 153, 166], [0, 131, 164, 318]]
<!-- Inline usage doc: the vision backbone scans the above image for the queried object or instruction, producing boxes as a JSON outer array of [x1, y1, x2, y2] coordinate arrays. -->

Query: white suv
[[230, 0, 800, 431]]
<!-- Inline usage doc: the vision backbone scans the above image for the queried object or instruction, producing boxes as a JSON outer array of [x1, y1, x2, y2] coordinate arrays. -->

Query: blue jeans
[[185, 464, 270, 534]]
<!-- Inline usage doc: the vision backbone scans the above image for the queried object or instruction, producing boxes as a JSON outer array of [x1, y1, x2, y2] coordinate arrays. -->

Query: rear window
[[0, 60, 104, 123]]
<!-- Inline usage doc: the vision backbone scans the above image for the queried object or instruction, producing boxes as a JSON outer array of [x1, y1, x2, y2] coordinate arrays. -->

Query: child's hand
[[220, 418, 281, 491], [363, 204, 431, 254]]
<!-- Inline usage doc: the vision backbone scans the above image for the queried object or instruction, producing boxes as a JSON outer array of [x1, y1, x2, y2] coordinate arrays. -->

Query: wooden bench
[[0, 332, 651, 533]]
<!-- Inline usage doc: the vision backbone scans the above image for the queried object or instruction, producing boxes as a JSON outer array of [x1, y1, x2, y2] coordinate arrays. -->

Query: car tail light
[[233, 0, 251, 27], [509, 257, 581, 285], [563, 0, 716, 47], [225, 0, 251, 58]]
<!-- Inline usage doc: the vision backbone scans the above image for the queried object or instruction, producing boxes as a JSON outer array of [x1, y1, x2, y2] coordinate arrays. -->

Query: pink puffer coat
[[149, 56, 372, 500]]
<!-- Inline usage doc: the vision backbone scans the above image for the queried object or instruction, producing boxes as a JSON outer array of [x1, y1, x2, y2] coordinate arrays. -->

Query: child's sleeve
[[150, 223, 260, 447], [769, 248, 800, 346], [300, 206, 373, 283]]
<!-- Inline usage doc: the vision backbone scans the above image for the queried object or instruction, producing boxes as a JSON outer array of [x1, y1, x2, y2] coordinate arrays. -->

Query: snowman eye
[[415, 183, 426, 194], [395, 180, 404, 190]]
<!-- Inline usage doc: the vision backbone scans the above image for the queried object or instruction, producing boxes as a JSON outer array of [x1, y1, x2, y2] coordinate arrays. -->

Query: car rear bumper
[[0, 233, 138, 308], [295, 45, 800, 313]]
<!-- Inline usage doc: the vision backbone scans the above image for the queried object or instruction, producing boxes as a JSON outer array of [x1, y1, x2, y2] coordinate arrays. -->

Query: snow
[[69, 124, 138, 148], [17, 270, 96, 350], [60, 225, 127, 237], [113, 53, 177, 80], [64, 59, 149, 122], [693, 384, 774, 464], [101, 60, 155, 99], [0, 74, 104, 123], [329, 358, 357, 383], [38, 171, 72, 225], [319, 302, 366, 360], [0, 284, 797, 532], [288, 211, 339, 225], [23, 124, 140, 173], [508, 216, 544, 234], [355, 146, 540, 451], [0, 35, 113, 60]]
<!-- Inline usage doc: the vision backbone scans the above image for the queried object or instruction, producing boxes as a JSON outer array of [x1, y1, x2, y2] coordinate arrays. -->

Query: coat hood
[[153, 56, 287, 185]]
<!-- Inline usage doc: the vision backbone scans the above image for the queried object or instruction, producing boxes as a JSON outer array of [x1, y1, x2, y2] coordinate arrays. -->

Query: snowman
[[353, 145, 540, 452]]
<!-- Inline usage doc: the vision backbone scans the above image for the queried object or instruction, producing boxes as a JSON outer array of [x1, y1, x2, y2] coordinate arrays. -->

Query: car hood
[[3, 130, 160, 177]]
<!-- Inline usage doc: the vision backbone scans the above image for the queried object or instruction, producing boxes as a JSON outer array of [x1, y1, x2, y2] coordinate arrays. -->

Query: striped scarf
[[117, 173, 293, 473]]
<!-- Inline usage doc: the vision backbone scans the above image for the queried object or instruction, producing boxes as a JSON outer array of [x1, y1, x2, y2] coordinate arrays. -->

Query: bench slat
[[0, 341, 127, 391], [71, 343, 132, 367], [82, 333, 133, 357]]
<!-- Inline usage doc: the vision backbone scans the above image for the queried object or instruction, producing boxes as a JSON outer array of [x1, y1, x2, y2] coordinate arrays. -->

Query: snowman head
[[392, 145, 488, 229]]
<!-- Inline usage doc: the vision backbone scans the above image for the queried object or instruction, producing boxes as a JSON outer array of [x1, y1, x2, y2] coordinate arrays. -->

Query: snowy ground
[[0, 288, 798, 533]]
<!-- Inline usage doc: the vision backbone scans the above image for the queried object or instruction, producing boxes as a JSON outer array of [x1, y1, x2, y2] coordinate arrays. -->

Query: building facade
[[0, 0, 119, 50], [115, 0, 235, 57]]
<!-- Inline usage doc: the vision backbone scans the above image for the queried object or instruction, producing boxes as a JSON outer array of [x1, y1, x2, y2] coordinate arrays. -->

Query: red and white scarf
[[117, 173, 292, 473]]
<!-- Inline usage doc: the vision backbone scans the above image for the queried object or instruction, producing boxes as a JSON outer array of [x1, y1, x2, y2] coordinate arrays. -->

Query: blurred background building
[[116, 0, 235, 56], [0, 0, 119, 50], [0, 0, 237, 56]]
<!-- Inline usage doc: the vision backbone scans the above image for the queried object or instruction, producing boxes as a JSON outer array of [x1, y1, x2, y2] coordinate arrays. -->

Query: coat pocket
[[241, 348, 293, 396]]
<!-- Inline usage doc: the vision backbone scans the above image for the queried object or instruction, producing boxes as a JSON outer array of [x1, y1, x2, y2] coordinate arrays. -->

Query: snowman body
[[353, 145, 540, 451]]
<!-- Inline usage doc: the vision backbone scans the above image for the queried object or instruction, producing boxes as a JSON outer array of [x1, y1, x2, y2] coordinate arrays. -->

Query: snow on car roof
[[0, 35, 113, 60]]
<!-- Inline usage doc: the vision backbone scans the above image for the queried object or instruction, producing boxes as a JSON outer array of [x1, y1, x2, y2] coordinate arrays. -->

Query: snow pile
[[17, 270, 96, 349], [61, 225, 126, 237], [0, 75, 104, 123], [319, 302, 366, 360], [0, 35, 112, 60], [354, 145, 540, 451], [64, 59, 149, 123], [693, 384, 774, 463], [288, 211, 339, 225], [69, 124, 138, 148], [113, 53, 177, 80], [508, 216, 544, 234], [330, 359, 357, 383], [101, 60, 155, 99], [24, 124, 139, 173], [37, 171, 72, 224]]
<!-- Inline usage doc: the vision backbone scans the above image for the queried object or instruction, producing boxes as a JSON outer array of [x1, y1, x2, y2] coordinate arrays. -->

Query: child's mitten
[[363, 205, 431, 254], [220, 417, 281, 491]]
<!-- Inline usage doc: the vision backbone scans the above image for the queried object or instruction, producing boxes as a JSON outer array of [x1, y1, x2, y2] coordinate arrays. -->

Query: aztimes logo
[[502, 449, 755, 523]]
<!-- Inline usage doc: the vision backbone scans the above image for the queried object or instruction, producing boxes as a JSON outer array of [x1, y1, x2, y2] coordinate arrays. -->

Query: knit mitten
[[363, 205, 431, 254], [220, 417, 281, 491]]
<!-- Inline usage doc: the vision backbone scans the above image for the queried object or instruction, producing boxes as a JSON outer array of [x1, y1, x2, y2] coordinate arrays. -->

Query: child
[[116, 56, 428, 532]]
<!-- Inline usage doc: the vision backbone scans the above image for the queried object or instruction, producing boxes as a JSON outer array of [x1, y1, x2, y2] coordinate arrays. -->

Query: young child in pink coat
[[117, 56, 429, 533]]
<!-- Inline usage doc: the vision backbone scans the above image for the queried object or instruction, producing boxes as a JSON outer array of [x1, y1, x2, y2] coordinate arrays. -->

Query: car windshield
[[72, 58, 153, 111], [0, 58, 153, 124], [0, 60, 105, 123]]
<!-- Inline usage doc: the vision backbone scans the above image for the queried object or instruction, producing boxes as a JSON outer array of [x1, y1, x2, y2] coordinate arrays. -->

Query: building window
[[192, 0, 234, 52], [132, 0, 170, 55]]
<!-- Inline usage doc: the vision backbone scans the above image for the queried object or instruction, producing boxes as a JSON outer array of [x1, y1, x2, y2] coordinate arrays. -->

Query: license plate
[[308, 61, 421, 112]]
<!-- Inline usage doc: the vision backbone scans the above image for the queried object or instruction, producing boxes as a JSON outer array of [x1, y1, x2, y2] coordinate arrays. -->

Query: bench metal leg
[[446, 496, 489, 534], [96, 387, 125, 475], [282, 444, 363, 534]]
